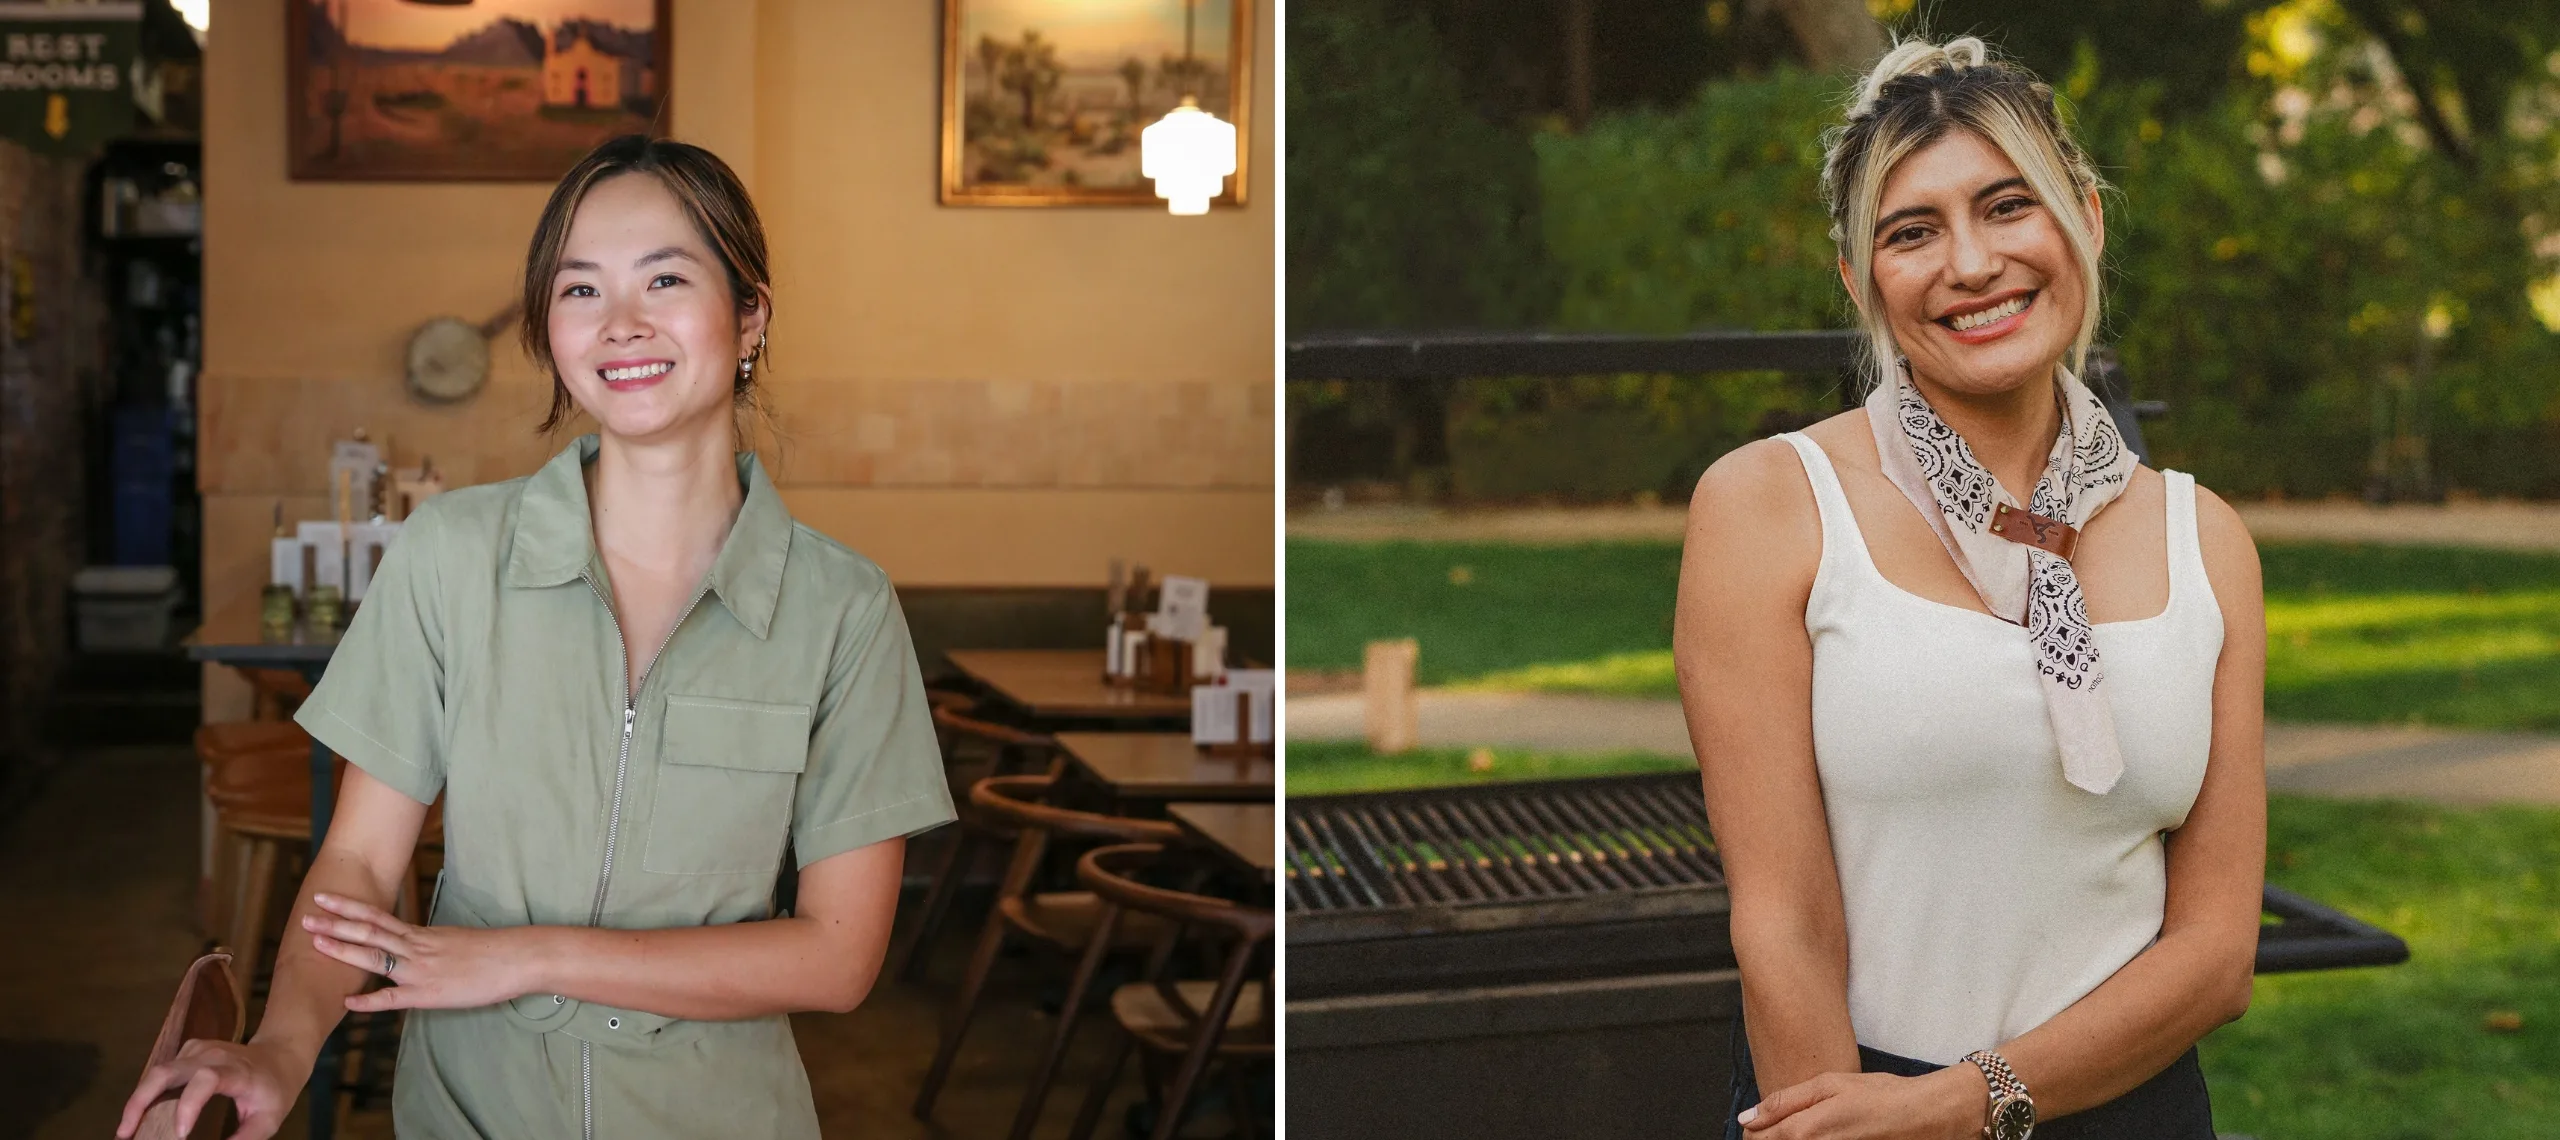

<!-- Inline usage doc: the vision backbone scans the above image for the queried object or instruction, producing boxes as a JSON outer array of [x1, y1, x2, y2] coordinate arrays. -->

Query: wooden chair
[[911, 775, 1182, 1122], [131, 950, 246, 1139], [893, 704, 1063, 981], [1066, 843, 1273, 1140]]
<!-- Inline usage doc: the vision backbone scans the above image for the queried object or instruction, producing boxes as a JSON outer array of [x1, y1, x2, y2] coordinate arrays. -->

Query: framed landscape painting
[[942, 0, 1254, 207], [287, 0, 672, 181]]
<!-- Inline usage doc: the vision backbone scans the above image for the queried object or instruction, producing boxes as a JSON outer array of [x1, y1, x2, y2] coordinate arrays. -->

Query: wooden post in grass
[[1365, 638, 1419, 754]]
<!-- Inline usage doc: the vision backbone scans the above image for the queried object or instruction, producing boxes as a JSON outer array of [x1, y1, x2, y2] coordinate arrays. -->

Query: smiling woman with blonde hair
[[1675, 37, 2267, 1140]]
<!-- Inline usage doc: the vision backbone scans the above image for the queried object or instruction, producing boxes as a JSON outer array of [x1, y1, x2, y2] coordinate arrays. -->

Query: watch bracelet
[[1959, 1049, 2031, 1135]]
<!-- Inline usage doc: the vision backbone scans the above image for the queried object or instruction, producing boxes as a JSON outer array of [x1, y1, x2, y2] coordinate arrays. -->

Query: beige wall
[[199, 0, 1273, 609]]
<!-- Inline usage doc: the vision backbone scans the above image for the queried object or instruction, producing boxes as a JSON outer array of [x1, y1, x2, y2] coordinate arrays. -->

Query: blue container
[[110, 404, 175, 566]]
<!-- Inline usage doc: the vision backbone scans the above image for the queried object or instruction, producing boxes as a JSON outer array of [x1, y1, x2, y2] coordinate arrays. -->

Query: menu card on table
[[1192, 669, 1275, 747]]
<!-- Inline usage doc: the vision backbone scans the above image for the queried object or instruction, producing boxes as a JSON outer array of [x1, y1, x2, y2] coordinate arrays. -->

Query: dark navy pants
[[1723, 1018, 2215, 1139]]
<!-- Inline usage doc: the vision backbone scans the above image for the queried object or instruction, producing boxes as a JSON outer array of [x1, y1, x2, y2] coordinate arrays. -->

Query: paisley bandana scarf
[[1865, 363, 2138, 794]]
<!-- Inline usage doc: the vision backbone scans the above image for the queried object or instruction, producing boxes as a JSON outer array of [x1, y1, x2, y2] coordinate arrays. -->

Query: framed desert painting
[[287, 0, 672, 181], [942, 0, 1254, 207]]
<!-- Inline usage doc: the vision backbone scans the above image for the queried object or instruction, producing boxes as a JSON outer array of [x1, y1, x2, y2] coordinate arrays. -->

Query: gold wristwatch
[[1959, 1049, 2035, 1140]]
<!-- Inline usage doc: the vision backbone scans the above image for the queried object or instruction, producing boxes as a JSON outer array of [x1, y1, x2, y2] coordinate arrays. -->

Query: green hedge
[[1289, 13, 2560, 499], [1517, 50, 2560, 498]]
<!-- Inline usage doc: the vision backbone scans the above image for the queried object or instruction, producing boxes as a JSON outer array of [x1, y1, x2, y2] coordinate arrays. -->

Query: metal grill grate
[[1287, 774, 1723, 913]]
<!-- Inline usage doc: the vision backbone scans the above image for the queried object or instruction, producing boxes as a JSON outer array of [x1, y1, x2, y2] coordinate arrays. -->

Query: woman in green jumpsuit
[[121, 135, 956, 1139]]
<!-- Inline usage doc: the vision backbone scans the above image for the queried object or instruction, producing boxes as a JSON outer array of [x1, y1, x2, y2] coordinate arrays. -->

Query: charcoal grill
[[1286, 773, 2409, 1140]]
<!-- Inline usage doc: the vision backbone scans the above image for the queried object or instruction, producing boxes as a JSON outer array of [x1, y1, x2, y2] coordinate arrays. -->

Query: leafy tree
[[977, 35, 1006, 103], [998, 31, 1061, 129], [1286, 0, 1554, 488], [1120, 57, 1147, 117]]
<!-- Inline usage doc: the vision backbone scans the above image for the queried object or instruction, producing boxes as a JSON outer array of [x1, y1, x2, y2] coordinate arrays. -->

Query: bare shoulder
[[2185, 477, 2261, 572], [1689, 435, 1811, 520], [1799, 407, 1879, 475], [2182, 476, 2265, 618], [1682, 433, 1822, 601]]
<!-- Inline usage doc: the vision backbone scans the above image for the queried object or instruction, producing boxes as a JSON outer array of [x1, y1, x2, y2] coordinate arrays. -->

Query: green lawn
[[1287, 539, 2560, 730], [1286, 742, 2560, 1140]]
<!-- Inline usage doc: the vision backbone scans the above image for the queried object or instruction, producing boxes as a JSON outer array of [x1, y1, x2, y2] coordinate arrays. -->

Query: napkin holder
[[132, 950, 246, 1140], [1198, 687, 1273, 757], [1191, 670, 1275, 754], [1137, 634, 1195, 696]]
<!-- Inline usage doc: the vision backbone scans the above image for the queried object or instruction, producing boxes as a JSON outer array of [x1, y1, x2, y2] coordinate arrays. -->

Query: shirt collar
[[503, 433, 794, 640]]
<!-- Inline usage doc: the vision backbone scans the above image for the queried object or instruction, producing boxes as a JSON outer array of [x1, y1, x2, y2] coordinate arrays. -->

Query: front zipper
[[575, 571, 711, 1140]]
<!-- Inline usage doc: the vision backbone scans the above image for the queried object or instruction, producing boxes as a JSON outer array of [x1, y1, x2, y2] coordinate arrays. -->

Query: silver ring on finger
[[382, 950, 398, 976]]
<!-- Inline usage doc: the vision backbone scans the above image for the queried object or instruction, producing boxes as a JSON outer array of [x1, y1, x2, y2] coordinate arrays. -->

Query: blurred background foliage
[[1287, 0, 2560, 501]]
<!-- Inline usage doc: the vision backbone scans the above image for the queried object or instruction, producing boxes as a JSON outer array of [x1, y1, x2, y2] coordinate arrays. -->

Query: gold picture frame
[[940, 0, 1253, 207], [287, 0, 672, 182]]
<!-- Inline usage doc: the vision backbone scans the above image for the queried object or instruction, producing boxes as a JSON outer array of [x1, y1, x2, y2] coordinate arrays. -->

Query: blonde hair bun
[[1852, 36, 1994, 118]]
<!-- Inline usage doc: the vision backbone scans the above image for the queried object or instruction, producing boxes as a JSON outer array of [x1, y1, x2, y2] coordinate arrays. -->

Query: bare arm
[[118, 766, 427, 1139], [508, 839, 903, 1019], [1674, 438, 1863, 1093], [256, 769, 432, 1058], [1977, 484, 2267, 1117], [304, 837, 907, 1023]]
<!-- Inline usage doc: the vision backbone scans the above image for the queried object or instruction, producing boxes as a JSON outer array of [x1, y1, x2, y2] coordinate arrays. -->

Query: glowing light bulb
[[1140, 97, 1236, 216]]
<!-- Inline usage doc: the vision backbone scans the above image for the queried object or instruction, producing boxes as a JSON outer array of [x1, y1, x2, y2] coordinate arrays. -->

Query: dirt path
[[1287, 691, 2560, 806], [1289, 500, 2560, 550]]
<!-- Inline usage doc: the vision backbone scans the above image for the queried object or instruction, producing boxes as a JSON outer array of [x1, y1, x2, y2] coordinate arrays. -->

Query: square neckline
[[1786, 432, 2185, 631]]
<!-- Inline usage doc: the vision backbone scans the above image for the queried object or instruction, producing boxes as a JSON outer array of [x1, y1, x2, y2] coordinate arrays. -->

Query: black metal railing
[[1286, 327, 2166, 464]]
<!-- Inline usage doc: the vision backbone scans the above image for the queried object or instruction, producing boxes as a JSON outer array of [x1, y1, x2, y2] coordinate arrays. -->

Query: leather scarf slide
[[1864, 361, 2138, 794]]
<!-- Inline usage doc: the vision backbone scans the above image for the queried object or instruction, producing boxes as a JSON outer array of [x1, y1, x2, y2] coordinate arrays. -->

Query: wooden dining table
[[1169, 803, 1275, 880], [181, 594, 353, 1140], [943, 648, 1192, 723], [1055, 733, 1273, 804]]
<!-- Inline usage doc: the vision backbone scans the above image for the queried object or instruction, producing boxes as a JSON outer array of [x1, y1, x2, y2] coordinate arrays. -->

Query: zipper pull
[[623, 707, 635, 735]]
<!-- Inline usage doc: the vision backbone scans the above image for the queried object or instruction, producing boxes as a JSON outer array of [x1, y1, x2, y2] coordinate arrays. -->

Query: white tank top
[[1778, 432, 2222, 1064]]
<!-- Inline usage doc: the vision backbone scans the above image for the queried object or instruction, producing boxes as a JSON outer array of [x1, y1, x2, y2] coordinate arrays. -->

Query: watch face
[[1994, 1097, 2037, 1139]]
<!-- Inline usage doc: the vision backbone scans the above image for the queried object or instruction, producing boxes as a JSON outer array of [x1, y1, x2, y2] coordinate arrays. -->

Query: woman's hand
[[302, 892, 538, 1012], [1739, 1065, 1988, 1140], [116, 1037, 303, 1140]]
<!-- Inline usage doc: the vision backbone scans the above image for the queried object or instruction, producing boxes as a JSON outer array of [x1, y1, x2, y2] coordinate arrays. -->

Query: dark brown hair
[[520, 135, 773, 434]]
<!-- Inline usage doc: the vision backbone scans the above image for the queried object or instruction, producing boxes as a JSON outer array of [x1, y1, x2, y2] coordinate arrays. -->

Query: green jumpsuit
[[295, 434, 958, 1138]]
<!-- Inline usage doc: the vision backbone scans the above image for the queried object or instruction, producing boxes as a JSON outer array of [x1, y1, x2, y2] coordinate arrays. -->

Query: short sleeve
[[791, 584, 958, 866], [293, 505, 448, 805]]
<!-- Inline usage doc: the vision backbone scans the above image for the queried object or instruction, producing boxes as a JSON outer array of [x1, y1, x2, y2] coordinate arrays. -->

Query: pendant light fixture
[[1139, 0, 1235, 215], [1142, 97, 1236, 215]]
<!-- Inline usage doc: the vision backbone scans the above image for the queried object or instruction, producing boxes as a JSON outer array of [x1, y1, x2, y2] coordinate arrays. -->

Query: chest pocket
[[644, 694, 811, 876]]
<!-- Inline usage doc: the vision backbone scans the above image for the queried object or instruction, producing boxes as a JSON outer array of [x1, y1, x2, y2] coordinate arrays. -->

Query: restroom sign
[[0, 2, 138, 155]]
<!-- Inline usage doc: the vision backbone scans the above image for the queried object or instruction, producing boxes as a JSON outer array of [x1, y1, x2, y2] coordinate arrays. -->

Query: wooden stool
[[194, 722, 319, 940], [195, 726, 443, 994], [235, 667, 312, 722], [1067, 843, 1272, 1140], [911, 775, 1181, 1124]]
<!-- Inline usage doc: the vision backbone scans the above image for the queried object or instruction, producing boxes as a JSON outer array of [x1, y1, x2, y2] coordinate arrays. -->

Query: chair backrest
[[1076, 842, 1276, 943], [1079, 843, 1277, 1036], [133, 951, 245, 1140], [968, 775, 1184, 846], [932, 705, 1051, 749]]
